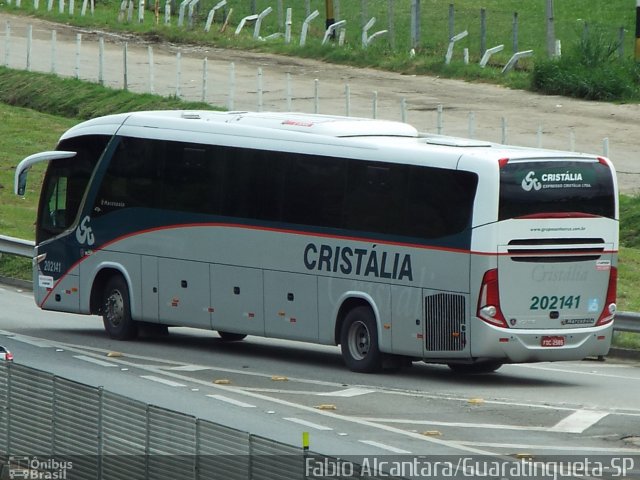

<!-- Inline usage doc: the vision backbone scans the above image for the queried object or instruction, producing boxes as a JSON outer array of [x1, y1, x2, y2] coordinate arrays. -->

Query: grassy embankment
[[0, 68, 638, 348], [2, 0, 639, 101]]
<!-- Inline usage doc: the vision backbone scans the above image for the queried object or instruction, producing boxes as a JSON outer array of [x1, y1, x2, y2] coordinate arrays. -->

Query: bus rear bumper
[[471, 322, 614, 363]]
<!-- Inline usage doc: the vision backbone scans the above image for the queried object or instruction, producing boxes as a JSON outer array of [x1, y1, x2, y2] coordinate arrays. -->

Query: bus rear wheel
[[340, 306, 382, 373], [218, 331, 247, 342], [447, 361, 503, 374], [102, 275, 138, 340]]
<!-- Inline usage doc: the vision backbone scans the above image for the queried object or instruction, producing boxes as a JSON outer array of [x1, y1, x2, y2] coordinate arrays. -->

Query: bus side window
[[160, 143, 222, 215], [405, 167, 478, 238], [344, 163, 406, 235], [283, 154, 346, 228], [221, 147, 285, 222], [93, 137, 158, 215]]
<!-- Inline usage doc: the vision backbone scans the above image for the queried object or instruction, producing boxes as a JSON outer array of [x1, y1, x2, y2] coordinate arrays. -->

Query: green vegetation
[[0, 68, 218, 120], [532, 27, 640, 101], [1, 0, 639, 100]]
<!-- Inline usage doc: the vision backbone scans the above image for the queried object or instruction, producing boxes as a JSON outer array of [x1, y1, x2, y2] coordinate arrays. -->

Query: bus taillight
[[477, 269, 508, 328], [596, 267, 617, 326]]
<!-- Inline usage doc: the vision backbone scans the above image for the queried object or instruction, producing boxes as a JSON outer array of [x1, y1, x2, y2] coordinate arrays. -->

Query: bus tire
[[447, 361, 503, 374], [340, 306, 382, 373], [218, 331, 247, 342], [102, 275, 138, 340]]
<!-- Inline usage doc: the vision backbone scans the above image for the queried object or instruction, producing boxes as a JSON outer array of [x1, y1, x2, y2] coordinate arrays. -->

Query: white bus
[[15, 111, 618, 373]]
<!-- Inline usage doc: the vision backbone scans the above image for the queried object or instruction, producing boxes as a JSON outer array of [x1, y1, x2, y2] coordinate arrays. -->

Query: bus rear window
[[499, 160, 615, 221]]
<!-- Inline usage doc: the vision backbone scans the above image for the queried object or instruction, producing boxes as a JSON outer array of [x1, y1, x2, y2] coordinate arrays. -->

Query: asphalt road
[[2, 11, 640, 474], [1, 282, 639, 466]]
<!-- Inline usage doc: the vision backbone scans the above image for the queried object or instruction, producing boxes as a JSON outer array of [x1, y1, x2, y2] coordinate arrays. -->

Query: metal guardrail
[[0, 234, 638, 333], [613, 311, 640, 333], [0, 235, 34, 258], [0, 362, 315, 480]]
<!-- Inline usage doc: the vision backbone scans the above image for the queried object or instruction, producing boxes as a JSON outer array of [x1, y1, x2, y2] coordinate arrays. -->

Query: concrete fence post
[[51, 30, 57, 74], [257, 67, 263, 111], [26, 24, 32, 71], [123, 42, 128, 90], [3, 22, 10, 68], [445, 30, 468, 64], [372, 90, 378, 119], [175, 51, 182, 97], [148, 45, 154, 93], [300, 10, 319, 46], [501, 117, 508, 144], [284, 7, 292, 44], [228, 61, 235, 110], [254, 6, 273, 40], [98, 36, 104, 85], [345, 84, 350, 116], [202, 57, 208, 103], [74, 33, 81, 79]]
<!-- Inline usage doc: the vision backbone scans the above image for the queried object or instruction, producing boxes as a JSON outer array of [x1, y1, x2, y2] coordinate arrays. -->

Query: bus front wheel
[[340, 306, 382, 373], [102, 275, 138, 340]]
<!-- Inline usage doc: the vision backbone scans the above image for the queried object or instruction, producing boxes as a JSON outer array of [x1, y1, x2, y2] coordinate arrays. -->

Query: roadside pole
[[546, 0, 555, 58], [325, 0, 335, 38]]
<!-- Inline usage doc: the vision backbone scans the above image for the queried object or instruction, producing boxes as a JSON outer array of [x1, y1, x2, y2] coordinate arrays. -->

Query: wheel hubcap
[[348, 320, 370, 360], [105, 290, 124, 327]]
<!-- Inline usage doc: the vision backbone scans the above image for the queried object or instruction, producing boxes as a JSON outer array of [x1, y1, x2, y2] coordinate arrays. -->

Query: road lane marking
[[140, 375, 186, 387], [549, 409, 608, 433], [283, 417, 333, 430], [359, 418, 549, 432], [9, 334, 54, 348], [74, 355, 119, 367], [457, 441, 640, 453], [165, 365, 211, 372], [47, 342, 508, 455], [514, 363, 640, 381], [359, 440, 411, 454], [206, 394, 256, 408], [317, 387, 375, 397]]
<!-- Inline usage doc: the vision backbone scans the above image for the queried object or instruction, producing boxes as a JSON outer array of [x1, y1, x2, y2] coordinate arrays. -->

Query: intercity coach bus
[[15, 111, 618, 373]]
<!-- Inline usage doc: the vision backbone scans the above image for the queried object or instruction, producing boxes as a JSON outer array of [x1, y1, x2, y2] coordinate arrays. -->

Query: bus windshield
[[36, 135, 110, 243], [498, 159, 615, 221]]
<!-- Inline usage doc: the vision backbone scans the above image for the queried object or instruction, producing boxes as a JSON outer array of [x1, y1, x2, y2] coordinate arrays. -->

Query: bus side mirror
[[17, 169, 29, 196], [14, 150, 77, 196]]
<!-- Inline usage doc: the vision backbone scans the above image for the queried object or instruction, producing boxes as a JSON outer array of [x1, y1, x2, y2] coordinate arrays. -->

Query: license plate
[[541, 336, 565, 347]]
